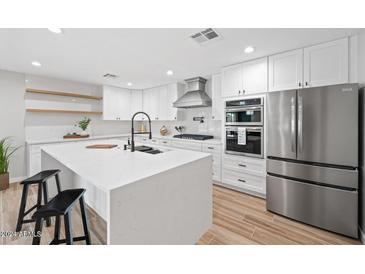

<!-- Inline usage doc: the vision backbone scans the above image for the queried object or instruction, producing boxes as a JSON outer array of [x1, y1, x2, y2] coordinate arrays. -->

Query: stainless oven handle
[[298, 95, 303, 153], [291, 96, 296, 152], [225, 106, 262, 112]]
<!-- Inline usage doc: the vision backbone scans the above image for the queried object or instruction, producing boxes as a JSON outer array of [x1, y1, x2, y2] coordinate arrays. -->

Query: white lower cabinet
[[138, 137, 223, 182], [222, 154, 266, 197]]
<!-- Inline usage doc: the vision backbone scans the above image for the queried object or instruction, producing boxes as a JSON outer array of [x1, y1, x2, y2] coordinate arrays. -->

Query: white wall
[[358, 30, 365, 238], [0, 70, 26, 181]]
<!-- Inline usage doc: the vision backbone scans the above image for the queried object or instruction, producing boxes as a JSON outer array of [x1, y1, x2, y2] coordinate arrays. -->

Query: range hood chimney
[[173, 77, 211, 108]]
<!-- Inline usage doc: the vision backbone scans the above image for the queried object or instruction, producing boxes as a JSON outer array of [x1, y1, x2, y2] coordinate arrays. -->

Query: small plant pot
[[0, 172, 9, 191]]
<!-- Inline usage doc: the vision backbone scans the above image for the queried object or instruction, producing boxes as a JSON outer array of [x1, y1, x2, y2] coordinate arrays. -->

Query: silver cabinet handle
[[291, 96, 296, 152], [207, 147, 214, 150], [298, 95, 303, 153], [238, 164, 246, 167], [299, 82, 301, 87], [238, 179, 246, 183]]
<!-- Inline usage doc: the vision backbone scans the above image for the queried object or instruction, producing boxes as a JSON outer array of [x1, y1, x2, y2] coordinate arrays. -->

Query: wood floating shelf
[[26, 108, 103, 115], [26, 88, 103, 100]]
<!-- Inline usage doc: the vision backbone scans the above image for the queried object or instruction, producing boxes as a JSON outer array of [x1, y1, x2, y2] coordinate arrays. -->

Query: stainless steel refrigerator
[[266, 83, 358, 238]]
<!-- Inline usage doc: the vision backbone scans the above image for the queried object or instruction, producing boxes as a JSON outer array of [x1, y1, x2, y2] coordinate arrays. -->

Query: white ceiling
[[0, 28, 360, 89]]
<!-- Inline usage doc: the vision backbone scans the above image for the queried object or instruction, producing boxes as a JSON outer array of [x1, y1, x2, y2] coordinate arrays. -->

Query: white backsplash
[[144, 107, 222, 138]]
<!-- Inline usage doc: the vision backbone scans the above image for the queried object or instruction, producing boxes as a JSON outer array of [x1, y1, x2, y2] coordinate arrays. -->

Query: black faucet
[[131, 111, 152, 152]]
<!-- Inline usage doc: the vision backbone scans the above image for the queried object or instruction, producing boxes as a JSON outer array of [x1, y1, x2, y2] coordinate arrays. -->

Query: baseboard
[[360, 227, 365, 245], [10, 176, 26, 184]]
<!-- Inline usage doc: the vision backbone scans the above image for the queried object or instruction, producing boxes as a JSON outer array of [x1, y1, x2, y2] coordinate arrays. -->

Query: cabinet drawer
[[202, 143, 222, 154], [171, 141, 202, 152], [159, 139, 172, 146], [223, 155, 266, 177], [222, 169, 265, 194]]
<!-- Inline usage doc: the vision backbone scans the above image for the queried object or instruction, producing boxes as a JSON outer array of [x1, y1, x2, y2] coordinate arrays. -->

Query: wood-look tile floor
[[198, 185, 360, 245], [0, 183, 360, 245]]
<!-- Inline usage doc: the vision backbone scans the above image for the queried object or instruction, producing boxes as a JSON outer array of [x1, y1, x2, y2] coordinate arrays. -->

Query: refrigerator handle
[[298, 95, 303, 153], [291, 96, 296, 152]]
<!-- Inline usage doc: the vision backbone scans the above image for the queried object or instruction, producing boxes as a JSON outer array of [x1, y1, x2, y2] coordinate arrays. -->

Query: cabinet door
[[242, 57, 268, 94], [103, 86, 119, 120], [268, 49, 303, 92], [304, 38, 348, 88], [211, 74, 223, 121], [158, 85, 168, 120], [166, 83, 179, 121], [221, 63, 243, 97], [143, 87, 159, 121], [130, 89, 143, 120], [103, 86, 130, 120], [118, 88, 131, 120]]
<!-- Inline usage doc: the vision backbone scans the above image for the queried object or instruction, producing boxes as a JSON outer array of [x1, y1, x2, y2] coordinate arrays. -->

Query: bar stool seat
[[32, 188, 91, 245], [16, 170, 61, 232], [34, 189, 85, 217]]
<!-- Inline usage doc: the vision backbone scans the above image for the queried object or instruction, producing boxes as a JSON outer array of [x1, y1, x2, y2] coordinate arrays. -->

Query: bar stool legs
[[16, 184, 29, 232], [33, 189, 92, 245], [32, 217, 43, 245], [79, 196, 91, 245]]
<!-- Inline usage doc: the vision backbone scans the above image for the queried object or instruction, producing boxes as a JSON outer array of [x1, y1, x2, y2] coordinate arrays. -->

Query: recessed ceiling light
[[166, 70, 174, 76], [127, 82, 133, 86], [244, 46, 255, 54], [48, 28, 62, 34], [31, 61, 42, 67]]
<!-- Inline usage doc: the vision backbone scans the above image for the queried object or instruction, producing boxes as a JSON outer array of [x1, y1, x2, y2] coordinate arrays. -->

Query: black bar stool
[[16, 170, 61, 232], [32, 188, 91, 245]]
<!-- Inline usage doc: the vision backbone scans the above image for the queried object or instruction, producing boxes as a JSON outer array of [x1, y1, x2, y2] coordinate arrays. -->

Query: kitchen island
[[41, 140, 212, 244]]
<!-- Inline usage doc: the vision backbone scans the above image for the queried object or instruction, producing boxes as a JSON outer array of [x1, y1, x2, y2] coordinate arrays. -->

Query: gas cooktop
[[173, 134, 214, 140]]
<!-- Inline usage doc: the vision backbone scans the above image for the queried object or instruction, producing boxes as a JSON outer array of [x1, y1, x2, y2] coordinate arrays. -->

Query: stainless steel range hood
[[173, 77, 211, 108]]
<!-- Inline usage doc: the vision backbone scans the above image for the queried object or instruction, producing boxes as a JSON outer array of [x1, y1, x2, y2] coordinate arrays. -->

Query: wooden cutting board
[[86, 144, 118, 149]]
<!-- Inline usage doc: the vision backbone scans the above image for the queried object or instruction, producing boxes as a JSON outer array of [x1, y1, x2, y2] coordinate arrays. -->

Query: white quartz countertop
[[41, 140, 211, 191], [26, 134, 128, 145], [27, 134, 222, 145]]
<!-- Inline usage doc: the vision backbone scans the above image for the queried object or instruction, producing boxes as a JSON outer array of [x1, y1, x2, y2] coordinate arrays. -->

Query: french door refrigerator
[[266, 83, 358, 238]]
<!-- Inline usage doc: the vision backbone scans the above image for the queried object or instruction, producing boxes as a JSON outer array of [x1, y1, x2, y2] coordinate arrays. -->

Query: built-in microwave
[[225, 126, 264, 158], [225, 97, 263, 126]]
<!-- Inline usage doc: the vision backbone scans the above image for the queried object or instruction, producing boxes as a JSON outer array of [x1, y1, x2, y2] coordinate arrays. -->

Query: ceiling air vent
[[103, 73, 118, 79], [190, 28, 221, 44]]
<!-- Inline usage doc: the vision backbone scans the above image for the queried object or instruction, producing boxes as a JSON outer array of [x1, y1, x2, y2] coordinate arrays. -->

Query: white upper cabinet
[[143, 87, 159, 121], [166, 83, 181, 121], [103, 85, 131, 120], [142, 84, 181, 121], [221, 63, 243, 97], [268, 49, 303, 92], [303, 38, 348, 88], [242, 57, 268, 94], [130, 89, 143, 120], [211, 74, 223, 121], [221, 58, 268, 97]]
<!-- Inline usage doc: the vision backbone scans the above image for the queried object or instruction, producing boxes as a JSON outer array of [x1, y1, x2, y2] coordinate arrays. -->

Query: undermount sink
[[133, 145, 164, 154]]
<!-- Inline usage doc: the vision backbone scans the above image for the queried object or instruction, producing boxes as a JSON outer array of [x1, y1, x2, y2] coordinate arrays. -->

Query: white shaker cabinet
[[242, 57, 268, 94], [143, 87, 160, 121], [303, 38, 348, 88], [143, 83, 183, 121], [130, 89, 143, 120], [103, 85, 131, 120], [221, 58, 268, 97], [268, 49, 303, 92], [221, 63, 243, 97], [211, 74, 223, 121]]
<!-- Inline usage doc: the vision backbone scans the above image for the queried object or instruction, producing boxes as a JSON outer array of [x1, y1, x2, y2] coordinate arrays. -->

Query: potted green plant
[[0, 137, 20, 191], [76, 117, 91, 136]]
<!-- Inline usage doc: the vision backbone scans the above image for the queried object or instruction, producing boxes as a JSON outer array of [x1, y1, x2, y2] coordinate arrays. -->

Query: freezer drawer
[[267, 174, 358, 238], [267, 158, 358, 189]]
